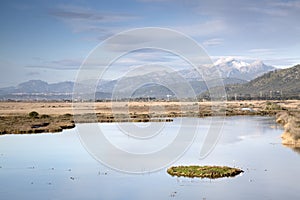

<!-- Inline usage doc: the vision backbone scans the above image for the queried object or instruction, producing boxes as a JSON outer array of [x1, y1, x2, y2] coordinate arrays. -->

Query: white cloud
[[49, 5, 137, 34], [264, 57, 300, 68], [272, 1, 300, 9], [246, 6, 288, 17], [210, 54, 300, 68], [210, 55, 255, 62], [173, 20, 227, 37], [25, 58, 83, 70], [203, 38, 224, 47], [248, 48, 276, 55], [50, 5, 137, 22]]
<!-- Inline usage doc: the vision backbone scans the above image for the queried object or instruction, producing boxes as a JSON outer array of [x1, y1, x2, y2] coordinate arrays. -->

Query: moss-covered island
[[167, 165, 244, 179]]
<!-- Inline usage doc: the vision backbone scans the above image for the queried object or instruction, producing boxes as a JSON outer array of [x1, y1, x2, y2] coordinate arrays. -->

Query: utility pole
[[260, 91, 262, 99], [167, 94, 170, 101]]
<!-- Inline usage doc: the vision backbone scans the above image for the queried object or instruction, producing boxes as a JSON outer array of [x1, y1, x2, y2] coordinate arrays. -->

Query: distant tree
[[40, 114, 50, 118], [63, 113, 72, 117], [29, 111, 39, 118]]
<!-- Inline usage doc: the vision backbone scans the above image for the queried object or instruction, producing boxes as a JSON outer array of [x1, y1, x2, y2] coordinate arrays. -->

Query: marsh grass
[[167, 165, 244, 179]]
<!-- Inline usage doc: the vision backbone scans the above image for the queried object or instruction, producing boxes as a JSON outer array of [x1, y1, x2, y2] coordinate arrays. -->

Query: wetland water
[[0, 116, 299, 200]]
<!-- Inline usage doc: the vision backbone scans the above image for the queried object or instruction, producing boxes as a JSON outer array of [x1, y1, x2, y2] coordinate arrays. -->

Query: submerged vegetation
[[167, 165, 244, 179]]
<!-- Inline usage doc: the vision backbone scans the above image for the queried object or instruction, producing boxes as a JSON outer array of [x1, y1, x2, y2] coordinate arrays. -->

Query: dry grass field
[[0, 100, 298, 116]]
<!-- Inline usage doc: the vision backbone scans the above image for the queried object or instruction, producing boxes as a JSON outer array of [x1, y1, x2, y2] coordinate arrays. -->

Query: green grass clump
[[264, 102, 283, 111], [167, 165, 243, 179]]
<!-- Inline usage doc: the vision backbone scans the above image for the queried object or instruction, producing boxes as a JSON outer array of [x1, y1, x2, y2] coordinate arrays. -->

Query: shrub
[[63, 113, 72, 117], [40, 114, 50, 118], [266, 101, 272, 106], [29, 111, 39, 118]]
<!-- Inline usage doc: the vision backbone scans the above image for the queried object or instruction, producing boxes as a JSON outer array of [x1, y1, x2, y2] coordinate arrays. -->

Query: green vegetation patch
[[29, 111, 39, 118], [167, 165, 244, 179]]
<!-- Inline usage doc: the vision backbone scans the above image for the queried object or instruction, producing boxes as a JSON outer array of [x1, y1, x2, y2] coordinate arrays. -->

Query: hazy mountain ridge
[[95, 58, 273, 98], [0, 58, 282, 100], [1, 80, 75, 94]]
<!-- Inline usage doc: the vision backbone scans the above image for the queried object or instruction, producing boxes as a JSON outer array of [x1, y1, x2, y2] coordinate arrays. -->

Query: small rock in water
[[170, 191, 177, 197]]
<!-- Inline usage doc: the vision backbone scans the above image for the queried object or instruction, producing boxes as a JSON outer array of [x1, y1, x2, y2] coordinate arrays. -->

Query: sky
[[1, 0, 300, 87]]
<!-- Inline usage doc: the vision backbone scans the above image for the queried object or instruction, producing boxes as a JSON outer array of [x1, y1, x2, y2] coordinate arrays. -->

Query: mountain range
[[95, 58, 275, 98], [0, 58, 282, 100], [179, 57, 275, 81]]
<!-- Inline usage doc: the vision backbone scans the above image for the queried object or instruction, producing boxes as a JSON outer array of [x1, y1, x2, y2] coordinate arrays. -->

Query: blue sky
[[1, 0, 300, 87]]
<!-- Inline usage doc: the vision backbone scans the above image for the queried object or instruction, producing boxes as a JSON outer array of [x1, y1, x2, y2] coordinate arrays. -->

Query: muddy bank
[[0, 113, 75, 134], [0, 112, 173, 135]]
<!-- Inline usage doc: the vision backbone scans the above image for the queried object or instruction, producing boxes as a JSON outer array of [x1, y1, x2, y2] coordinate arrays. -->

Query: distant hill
[[210, 64, 300, 100], [0, 80, 111, 101], [14, 80, 74, 93]]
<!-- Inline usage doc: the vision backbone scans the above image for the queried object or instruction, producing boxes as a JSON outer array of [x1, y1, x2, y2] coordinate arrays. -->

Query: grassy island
[[167, 165, 244, 179]]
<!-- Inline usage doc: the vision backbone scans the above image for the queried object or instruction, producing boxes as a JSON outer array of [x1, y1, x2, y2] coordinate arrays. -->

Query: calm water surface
[[0, 116, 299, 200]]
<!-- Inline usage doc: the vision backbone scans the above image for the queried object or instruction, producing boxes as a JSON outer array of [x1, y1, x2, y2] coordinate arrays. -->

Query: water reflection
[[0, 116, 299, 200], [283, 144, 300, 155], [216, 116, 282, 145]]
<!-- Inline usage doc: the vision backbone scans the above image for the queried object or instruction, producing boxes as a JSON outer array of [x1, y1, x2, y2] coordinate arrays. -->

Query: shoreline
[[0, 100, 299, 136]]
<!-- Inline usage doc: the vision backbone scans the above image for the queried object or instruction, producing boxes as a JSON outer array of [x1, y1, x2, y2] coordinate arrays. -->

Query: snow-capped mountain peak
[[212, 57, 275, 80], [178, 57, 275, 81], [213, 57, 236, 65], [251, 60, 264, 66], [214, 57, 250, 70]]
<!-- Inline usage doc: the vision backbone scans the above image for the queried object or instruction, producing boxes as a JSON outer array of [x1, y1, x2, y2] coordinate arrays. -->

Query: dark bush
[[63, 113, 72, 117], [29, 111, 39, 118], [40, 114, 50, 118]]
